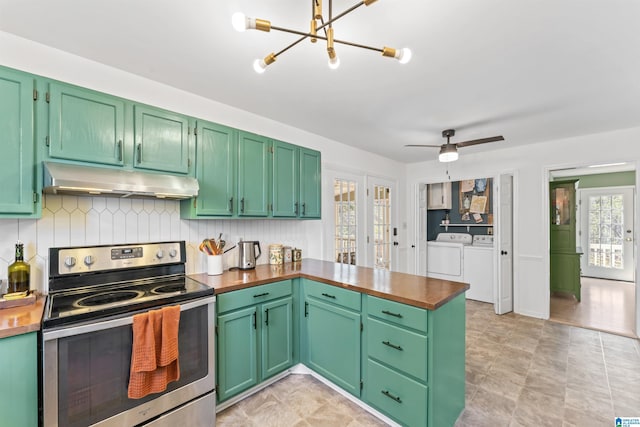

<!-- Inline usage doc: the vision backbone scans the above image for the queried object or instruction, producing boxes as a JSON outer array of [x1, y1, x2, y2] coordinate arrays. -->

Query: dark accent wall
[[427, 179, 494, 241]]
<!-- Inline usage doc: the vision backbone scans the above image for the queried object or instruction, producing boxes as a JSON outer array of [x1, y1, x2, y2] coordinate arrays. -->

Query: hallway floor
[[217, 300, 640, 426], [550, 277, 636, 337]]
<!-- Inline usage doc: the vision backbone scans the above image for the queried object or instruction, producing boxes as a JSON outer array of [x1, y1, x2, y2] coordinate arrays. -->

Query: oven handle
[[43, 296, 216, 341]]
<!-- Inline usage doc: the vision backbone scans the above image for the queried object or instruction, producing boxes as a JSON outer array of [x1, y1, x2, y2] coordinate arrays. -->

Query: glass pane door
[[334, 179, 357, 265], [580, 187, 635, 281], [372, 184, 392, 270]]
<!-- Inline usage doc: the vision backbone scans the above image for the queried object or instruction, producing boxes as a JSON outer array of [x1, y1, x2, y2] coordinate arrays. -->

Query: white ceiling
[[1, 0, 639, 163]]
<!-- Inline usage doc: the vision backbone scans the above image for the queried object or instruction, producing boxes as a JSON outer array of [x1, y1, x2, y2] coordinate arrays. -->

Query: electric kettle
[[238, 240, 261, 270]]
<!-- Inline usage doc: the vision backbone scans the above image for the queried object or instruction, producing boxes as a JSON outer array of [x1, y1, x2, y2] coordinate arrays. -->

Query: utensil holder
[[207, 255, 223, 275]]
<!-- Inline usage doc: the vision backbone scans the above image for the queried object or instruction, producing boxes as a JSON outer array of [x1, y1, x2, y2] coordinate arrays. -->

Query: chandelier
[[232, 0, 412, 73]]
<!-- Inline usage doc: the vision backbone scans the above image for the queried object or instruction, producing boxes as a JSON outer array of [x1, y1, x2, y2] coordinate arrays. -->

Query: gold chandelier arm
[[271, 25, 385, 53]]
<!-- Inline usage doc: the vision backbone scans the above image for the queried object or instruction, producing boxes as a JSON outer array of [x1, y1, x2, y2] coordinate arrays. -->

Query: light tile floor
[[217, 300, 640, 426]]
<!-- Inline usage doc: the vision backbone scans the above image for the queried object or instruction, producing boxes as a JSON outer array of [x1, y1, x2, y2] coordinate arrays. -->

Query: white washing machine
[[427, 233, 472, 282], [464, 235, 495, 303]]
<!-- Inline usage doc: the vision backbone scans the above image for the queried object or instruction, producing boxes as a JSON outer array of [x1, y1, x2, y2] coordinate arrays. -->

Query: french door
[[579, 187, 635, 281], [368, 178, 395, 270]]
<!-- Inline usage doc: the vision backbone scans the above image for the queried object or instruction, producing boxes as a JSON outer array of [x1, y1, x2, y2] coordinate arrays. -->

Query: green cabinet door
[[261, 297, 294, 379], [0, 68, 36, 215], [306, 297, 361, 396], [299, 148, 321, 218], [272, 140, 299, 217], [183, 121, 237, 217], [133, 105, 190, 174], [238, 131, 270, 216], [0, 333, 37, 427], [48, 82, 125, 166], [217, 305, 258, 401]]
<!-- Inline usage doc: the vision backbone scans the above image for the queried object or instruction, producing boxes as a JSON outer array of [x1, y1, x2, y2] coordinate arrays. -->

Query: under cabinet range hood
[[43, 162, 199, 200]]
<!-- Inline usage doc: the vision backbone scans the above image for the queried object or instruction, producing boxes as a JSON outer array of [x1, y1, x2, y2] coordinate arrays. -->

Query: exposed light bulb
[[396, 48, 412, 64], [328, 56, 340, 70], [253, 58, 267, 74], [232, 12, 248, 32]]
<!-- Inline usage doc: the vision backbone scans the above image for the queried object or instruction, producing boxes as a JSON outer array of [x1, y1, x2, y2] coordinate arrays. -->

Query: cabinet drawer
[[217, 280, 292, 314], [304, 280, 361, 311], [367, 295, 428, 333], [366, 359, 427, 427], [367, 318, 427, 382]]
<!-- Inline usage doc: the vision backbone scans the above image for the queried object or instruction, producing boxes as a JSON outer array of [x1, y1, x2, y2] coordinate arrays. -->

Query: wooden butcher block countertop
[[190, 258, 469, 310]]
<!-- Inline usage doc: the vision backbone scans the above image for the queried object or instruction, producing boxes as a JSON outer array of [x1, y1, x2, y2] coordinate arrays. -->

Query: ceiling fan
[[405, 129, 504, 162]]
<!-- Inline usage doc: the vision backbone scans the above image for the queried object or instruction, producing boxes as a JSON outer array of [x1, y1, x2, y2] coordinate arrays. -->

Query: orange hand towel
[[128, 305, 181, 399]]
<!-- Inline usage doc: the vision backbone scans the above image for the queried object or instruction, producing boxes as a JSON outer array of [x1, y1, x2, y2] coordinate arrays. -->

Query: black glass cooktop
[[43, 276, 213, 329]]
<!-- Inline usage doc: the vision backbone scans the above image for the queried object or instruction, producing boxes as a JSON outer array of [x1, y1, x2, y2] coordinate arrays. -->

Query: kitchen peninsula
[[191, 259, 468, 427]]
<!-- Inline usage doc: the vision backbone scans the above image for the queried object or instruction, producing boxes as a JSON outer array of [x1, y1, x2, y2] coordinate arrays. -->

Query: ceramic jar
[[283, 246, 293, 262], [269, 244, 284, 265]]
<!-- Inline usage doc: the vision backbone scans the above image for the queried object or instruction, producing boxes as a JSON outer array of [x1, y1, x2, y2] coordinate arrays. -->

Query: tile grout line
[[598, 331, 617, 416]]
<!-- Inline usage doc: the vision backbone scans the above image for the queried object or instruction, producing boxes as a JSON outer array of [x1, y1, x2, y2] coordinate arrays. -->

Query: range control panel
[[54, 241, 184, 275]]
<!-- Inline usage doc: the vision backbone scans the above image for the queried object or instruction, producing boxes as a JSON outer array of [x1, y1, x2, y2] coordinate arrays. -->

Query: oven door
[[43, 296, 215, 427]]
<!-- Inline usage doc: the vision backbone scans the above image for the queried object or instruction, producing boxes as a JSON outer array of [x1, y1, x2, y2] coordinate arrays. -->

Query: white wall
[[0, 31, 407, 293], [406, 126, 640, 330]]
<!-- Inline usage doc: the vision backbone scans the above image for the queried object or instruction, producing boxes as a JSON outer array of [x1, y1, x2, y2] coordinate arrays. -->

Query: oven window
[[56, 306, 209, 427]]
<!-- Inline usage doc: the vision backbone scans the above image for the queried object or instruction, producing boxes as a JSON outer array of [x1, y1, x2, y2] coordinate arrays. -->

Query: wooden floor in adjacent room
[[550, 277, 637, 337]]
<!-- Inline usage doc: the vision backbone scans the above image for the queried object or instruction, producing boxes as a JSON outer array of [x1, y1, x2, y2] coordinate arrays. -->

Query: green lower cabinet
[[0, 332, 38, 427], [217, 305, 259, 401], [305, 297, 361, 397], [261, 297, 294, 379], [364, 293, 466, 426], [366, 359, 428, 427], [217, 281, 294, 402]]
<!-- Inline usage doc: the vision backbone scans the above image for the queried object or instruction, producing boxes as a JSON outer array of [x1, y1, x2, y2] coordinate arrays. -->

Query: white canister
[[283, 246, 293, 262], [207, 255, 223, 275], [269, 244, 284, 265]]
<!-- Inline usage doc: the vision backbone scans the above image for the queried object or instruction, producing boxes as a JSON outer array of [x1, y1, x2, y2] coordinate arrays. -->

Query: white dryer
[[427, 233, 472, 282], [464, 235, 495, 303]]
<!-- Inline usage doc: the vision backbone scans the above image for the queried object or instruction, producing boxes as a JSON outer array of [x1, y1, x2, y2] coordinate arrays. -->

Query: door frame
[[545, 161, 638, 336], [412, 172, 518, 314]]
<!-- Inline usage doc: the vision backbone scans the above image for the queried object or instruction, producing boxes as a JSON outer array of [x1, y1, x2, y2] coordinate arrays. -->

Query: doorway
[[548, 166, 637, 337], [368, 178, 395, 270]]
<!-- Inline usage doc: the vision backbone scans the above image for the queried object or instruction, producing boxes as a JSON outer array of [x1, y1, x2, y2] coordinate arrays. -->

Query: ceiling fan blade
[[404, 144, 443, 148], [456, 136, 504, 148]]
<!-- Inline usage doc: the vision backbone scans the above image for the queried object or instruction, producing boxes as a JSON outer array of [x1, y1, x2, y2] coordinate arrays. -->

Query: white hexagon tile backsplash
[[0, 194, 315, 294]]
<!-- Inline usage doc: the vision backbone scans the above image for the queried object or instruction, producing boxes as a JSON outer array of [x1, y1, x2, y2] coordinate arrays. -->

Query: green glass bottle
[[7, 241, 30, 295]]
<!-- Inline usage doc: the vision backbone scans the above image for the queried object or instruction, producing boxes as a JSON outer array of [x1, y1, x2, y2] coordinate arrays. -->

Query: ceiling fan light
[[439, 145, 458, 162]]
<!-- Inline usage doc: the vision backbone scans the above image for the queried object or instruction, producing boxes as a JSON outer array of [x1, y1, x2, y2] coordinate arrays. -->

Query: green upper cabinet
[[299, 148, 321, 218], [238, 131, 271, 217], [48, 82, 125, 166], [272, 140, 299, 217], [133, 105, 190, 174], [181, 121, 236, 218], [0, 67, 37, 216]]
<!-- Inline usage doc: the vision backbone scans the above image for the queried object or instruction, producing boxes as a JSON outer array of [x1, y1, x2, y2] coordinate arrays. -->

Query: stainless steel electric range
[[42, 241, 216, 427]]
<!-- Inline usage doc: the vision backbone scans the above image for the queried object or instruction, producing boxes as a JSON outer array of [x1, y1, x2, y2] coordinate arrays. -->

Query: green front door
[[306, 298, 361, 396], [238, 131, 270, 216], [0, 68, 35, 214], [194, 121, 237, 216], [261, 297, 294, 379], [217, 306, 258, 401], [272, 140, 299, 217], [133, 105, 190, 174], [299, 148, 321, 218], [48, 82, 125, 166]]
